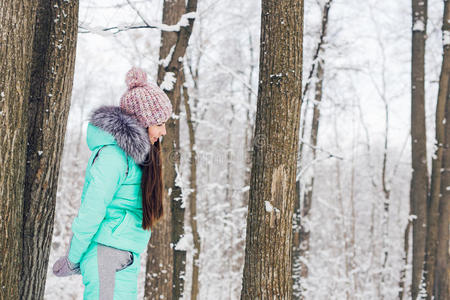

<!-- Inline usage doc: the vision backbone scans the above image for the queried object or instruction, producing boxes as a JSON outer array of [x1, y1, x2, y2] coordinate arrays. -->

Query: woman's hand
[[52, 256, 81, 277]]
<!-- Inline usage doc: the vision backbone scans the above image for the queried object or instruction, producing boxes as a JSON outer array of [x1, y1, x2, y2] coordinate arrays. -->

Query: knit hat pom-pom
[[125, 66, 148, 90]]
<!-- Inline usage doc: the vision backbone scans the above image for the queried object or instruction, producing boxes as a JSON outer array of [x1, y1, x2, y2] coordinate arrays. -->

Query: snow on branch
[[78, 12, 197, 35], [159, 45, 176, 67], [160, 72, 177, 92]]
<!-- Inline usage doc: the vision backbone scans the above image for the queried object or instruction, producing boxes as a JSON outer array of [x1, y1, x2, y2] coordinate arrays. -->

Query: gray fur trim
[[88, 105, 150, 164]]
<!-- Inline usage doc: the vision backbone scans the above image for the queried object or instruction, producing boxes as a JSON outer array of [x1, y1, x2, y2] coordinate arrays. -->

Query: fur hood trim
[[88, 105, 150, 164]]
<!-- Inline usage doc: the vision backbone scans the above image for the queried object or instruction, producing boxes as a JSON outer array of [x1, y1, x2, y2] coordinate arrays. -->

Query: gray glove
[[52, 256, 81, 276], [53, 233, 80, 277]]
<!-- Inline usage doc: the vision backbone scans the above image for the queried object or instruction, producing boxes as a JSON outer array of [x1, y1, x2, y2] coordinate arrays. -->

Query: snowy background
[[45, 0, 444, 299]]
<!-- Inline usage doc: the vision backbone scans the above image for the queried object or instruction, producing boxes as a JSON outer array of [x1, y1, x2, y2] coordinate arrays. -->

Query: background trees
[[0, 0, 438, 299]]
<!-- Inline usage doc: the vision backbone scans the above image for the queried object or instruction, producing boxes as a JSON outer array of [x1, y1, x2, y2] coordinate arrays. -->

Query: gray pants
[[96, 243, 134, 300]]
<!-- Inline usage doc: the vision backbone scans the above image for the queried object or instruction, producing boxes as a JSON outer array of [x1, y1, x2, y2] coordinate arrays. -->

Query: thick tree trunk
[[424, 1, 450, 298], [145, 1, 198, 299], [240, 0, 303, 298], [410, 0, 429, 298], [0, 1, 78, 299], [0, 2, 38, 299], [20, 1, 78, 299]]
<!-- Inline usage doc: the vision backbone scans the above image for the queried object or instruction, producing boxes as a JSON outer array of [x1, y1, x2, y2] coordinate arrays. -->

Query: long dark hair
[[140, 138, 164, 231]]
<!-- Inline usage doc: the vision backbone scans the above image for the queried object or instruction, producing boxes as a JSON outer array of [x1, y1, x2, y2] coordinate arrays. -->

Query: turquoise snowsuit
[[68, 105, 153, 299]]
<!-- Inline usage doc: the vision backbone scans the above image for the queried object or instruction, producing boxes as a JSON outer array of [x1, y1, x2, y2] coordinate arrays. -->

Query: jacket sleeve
[[68, 146, 128, 264]]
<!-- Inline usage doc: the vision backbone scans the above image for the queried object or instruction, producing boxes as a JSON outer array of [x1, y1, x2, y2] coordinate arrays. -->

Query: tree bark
[[0, 1, 78, 299], [399, 221, 412, 300], [240, 0, 303, 298], [0, 1, 38, 299], [424, 0, 450, 298], [410, 0, 429, 298], [434, 71, 450, 300], [144, 1, 185, 299], [293, 1, 332, 297], [181, 70, 201, 300], [293, 57, 324, 299], [20, 1, 78, 299], [145, 1, 198, 299]]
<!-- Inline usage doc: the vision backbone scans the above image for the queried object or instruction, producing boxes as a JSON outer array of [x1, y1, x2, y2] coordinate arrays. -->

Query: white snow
[[444, 30, 450, 46], [159, 45, 175, 67], [174, 234, 189, 251], [412, 19, 425, 32], [159, 12, 197, 32], [265, 201, 273, 212], [160, 72, 176, 91], [408, 214, 417, 221]]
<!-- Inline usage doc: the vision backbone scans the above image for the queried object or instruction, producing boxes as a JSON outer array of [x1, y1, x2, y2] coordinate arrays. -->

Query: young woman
[[52, 66, 172, 299]]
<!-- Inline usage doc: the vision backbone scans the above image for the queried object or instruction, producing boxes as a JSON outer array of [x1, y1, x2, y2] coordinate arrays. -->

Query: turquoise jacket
[[68, 105, 153, 264]]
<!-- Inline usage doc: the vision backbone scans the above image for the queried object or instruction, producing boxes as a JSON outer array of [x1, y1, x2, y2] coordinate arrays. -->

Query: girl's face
[[148, 123, 167, 144]]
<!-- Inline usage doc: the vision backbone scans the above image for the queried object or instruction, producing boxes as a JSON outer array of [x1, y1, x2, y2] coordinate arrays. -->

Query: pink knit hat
[[119, 66, 172, 128]]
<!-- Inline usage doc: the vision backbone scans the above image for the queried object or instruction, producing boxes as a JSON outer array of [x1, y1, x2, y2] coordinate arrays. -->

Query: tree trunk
[[292, 1, 332, 297], [144, 1, 185, 299], [240, 0, 304, 298], [20, 1, 78, 299], [145, 1, 198, 299], [410, 0, 429, 298], [294, 57, 324, 299], [434, 73, 450, 300], [1, 1, 77, 299], [424, 0, 450, 298], [224, 100, 236, 299], [181, 70, 201, 300], [399, 221, 412, 300], [333, 119, 351, 300], [0, 2, 38, 299]]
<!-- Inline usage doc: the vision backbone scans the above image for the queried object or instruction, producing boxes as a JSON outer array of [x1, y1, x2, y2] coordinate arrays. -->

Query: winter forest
[[0, 0, 449, 299]]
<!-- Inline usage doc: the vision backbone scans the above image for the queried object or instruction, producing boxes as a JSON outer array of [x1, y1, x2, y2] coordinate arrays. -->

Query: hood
[[86, 105, 151, 164]]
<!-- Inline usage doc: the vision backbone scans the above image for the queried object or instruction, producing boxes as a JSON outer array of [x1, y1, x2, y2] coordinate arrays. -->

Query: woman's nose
[[162, 125, 167, 135]]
